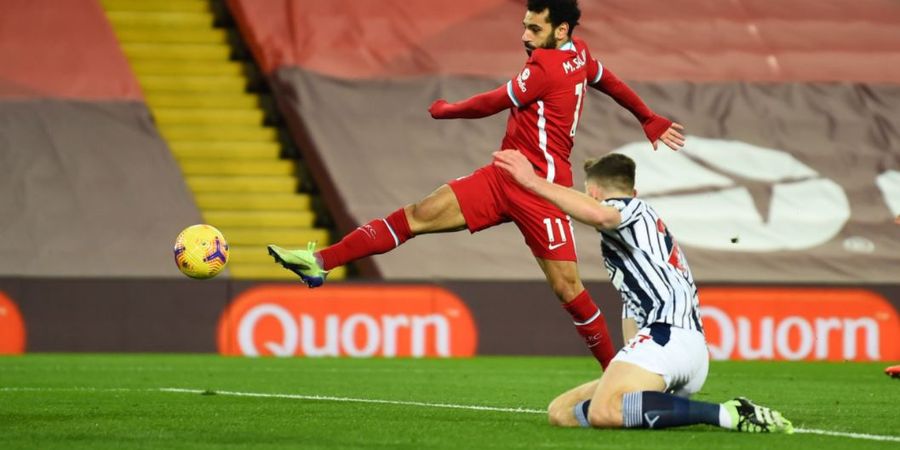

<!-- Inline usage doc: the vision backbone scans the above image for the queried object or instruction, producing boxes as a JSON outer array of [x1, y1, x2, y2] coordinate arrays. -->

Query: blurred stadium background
[[1, 0, 899, 376]]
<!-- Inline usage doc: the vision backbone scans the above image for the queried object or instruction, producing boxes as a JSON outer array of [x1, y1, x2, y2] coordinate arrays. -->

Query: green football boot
[[267, 242, 328, 288], [723, 397, 794, 434]]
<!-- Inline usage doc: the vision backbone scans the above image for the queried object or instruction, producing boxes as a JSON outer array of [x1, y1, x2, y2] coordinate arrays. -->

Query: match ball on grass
[[173, 224, 229, 279]]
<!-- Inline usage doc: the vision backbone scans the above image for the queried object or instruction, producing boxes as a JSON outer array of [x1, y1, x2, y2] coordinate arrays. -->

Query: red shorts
[[448, 164, 578, 261]]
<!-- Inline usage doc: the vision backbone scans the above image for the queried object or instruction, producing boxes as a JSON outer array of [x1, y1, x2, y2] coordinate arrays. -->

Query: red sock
[[317, 208, 413, 270], [563, 290, 616, 369]]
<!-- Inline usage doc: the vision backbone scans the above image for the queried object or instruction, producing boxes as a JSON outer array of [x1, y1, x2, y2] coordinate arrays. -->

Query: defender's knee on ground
[[547, 397, 580, 427]]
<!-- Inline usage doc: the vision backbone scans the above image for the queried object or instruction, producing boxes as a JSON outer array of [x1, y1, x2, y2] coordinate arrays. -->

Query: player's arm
[[492, 150, 621, 230], [586, 60, 685, 151], [430, 59, 549, 119], [429, 85, 514, 119]]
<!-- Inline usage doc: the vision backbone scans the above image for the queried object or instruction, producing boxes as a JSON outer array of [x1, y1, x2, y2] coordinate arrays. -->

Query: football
[[173, 224, 229, 279]]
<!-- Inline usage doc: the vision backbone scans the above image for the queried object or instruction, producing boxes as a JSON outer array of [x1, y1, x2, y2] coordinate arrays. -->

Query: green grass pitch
[[1, 355, 898, 449]]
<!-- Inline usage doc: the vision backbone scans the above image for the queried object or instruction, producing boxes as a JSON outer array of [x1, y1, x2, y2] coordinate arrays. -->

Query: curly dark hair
[[526, 0, 581, 36]]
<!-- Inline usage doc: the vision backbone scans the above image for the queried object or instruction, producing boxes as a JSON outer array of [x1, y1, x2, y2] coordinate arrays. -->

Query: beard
[[524, 33, 559, 56]]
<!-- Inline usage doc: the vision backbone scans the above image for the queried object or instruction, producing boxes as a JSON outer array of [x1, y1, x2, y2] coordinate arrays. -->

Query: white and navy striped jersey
[[599, 197, 703, 332]]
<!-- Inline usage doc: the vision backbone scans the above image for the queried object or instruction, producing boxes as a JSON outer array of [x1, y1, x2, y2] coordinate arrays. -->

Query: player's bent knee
[[546, 406, 567, 427], [546, 400, 579, 427], [407, 202, 430, 223]]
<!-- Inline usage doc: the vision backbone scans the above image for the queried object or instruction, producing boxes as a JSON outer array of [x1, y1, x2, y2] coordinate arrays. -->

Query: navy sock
[[622, 391, 723, 429]]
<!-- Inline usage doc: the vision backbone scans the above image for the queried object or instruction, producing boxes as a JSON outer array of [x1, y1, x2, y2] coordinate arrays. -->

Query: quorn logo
[[0, 291, 26, 354], [700, 288, 900, 361], [218, 285, 478, 357]]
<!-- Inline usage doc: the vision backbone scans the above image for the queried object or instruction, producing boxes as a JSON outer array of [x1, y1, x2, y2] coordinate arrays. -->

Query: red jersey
[[503, 37, 602, 188]]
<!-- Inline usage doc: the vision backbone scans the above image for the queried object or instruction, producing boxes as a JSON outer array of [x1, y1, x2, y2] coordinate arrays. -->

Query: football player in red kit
[[269, 0, 685, 369]]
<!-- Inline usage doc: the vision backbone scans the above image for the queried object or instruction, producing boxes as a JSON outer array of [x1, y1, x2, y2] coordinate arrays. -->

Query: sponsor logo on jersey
[[516, 68, 529, 93], [700, 288, 900, 361], [217, 285, 478, 358], [0, 291, 26, 354]]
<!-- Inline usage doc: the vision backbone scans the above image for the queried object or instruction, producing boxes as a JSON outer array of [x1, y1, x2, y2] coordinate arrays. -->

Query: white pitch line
[[3, 387, 898, 443], [795, 428, 900, 443], [158, 388, 900, 443], [158, 387, 546, 415]]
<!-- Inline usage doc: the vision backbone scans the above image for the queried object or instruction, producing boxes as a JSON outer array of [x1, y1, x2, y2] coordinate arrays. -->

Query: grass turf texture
[[1, 355, 897, 449]]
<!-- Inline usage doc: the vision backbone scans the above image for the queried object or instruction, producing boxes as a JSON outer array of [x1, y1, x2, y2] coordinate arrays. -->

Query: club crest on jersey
[[563, 50, 587, 74], [516, 68, 530, 92]]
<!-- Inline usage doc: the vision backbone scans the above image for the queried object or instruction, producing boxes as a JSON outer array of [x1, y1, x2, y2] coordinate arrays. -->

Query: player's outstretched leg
[[268, 207, 412, 287], [269, 184, 465, 287]]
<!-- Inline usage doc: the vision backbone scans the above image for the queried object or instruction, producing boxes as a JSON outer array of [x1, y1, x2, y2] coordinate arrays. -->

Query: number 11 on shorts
[[543, 217, 568, 246]]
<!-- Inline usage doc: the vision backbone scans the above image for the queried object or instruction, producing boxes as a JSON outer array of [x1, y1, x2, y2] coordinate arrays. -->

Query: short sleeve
[[580, 43, 603, 85], [506, 58, 550, 108], [602, 198, 644, 229], [587, 58, 604, 85]]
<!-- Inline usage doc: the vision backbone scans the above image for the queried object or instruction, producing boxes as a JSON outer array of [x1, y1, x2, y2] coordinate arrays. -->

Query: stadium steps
[[146, 92, 258, 108], [114, 28, 227, 45], [158, 125, 277, 141], [103, 0, 210, 13], [181, 160, 295, 176], [102, 0, 342, 281], [186, 176, 297, 194], [133, 60, 245, 77], [203, 211, 316, 228], [170, 141, 281, 159], [106, 11, 213, 28], [194, 193, 312, 210], [154, 108, 265, 126], [121, 43, 231, 61]]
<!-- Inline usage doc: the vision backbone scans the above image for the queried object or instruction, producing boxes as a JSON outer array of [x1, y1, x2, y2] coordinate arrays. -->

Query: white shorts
[[612, 323, 709, 398]]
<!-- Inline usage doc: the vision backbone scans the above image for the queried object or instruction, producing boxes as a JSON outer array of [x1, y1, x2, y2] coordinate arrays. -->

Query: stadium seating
[[101, 0, 344, 280]]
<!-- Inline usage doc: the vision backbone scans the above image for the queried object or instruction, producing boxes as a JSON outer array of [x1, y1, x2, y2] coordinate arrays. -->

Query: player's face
[[521, 9, 565, 56]]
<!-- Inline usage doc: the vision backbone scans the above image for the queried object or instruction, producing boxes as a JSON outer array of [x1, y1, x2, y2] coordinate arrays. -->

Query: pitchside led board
[[217, 286, 479, 358], [0, 292, 26, 354], [215, 285, 900, 361]]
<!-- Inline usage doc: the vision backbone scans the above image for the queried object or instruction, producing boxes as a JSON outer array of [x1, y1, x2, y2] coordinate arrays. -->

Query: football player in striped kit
[[493, 149, 793, 433]]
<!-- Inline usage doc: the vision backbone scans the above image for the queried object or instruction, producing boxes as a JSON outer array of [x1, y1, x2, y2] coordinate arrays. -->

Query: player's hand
[[492, 150, 539, 190], [429, 99, 450, 119], [655, 122, 686, 151]]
